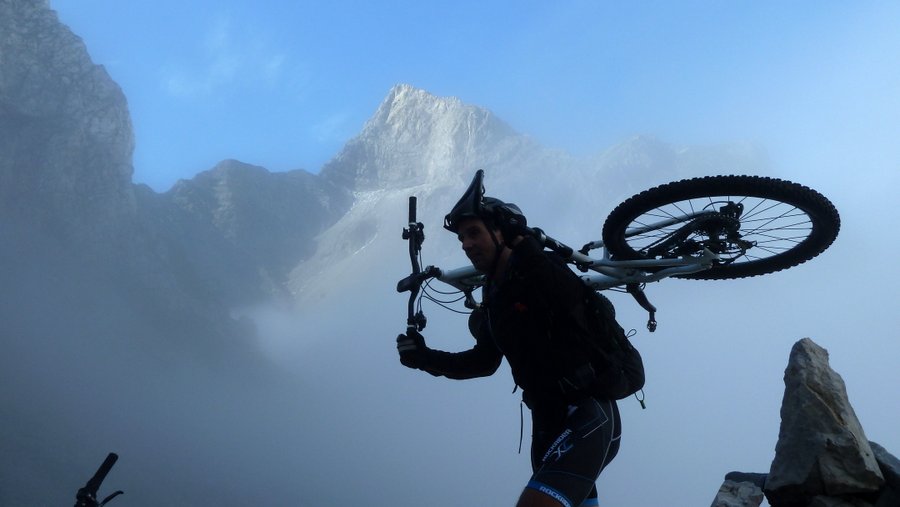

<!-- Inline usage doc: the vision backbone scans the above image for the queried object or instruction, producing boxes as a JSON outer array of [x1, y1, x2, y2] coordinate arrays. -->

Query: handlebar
[[74, 453, 123, 507], [402, 196, 428, 331]]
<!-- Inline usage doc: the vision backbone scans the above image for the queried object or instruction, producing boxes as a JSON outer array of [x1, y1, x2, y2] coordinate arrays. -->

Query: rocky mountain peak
[[368, 83, 483, 130], [320, 83, 520, 192], [0, 0, 136, 247]]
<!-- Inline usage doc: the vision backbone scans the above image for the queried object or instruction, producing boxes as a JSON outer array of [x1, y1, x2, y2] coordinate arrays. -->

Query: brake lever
[[396, 266, 441, 294]]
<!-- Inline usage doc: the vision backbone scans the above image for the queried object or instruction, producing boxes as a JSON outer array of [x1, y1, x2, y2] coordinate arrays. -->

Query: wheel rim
[[621, 194, 817, 267]]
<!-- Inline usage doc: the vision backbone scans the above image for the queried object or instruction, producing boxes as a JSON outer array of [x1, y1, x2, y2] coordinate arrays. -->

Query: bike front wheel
[[601, 175, 841, 280]]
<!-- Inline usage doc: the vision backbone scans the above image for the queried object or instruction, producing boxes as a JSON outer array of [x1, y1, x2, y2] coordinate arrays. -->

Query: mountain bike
[[397, 170, 840, 332], [74, 453, 123, 507]]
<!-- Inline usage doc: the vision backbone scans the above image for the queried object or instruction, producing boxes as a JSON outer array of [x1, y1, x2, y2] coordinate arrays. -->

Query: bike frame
[[400, 196, 722, 332], [436, 239, 719, 293]]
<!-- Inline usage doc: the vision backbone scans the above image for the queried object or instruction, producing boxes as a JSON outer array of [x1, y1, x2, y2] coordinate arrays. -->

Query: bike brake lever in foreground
[[396, 266, 441, 294]]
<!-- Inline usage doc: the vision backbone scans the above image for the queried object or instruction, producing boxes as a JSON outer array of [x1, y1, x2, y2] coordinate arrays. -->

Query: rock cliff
[[0, 0, 135, 250], [136, 159, 351, 303]]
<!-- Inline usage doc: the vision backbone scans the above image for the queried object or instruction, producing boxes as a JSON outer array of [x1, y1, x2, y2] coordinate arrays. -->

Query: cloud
[[311, 111, 352, 143], [160, 13, 290, 99], [261, 53, 286, 85], [204, 14, 231, 52]]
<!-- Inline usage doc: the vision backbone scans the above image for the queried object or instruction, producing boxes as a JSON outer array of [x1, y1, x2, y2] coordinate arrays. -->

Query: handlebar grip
[[84, 453, 118, 494], [409, 196, 416, 223], [397, 266, 441, 293]]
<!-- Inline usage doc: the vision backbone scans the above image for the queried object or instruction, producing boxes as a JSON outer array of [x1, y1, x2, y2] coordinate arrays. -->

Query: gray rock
[[0, 0, 136, 248], [143, 159, 351, 303], [766, 339, 885, 505], [808, 496, 874, 507], [726, 472, 768, 489], [871, 442, 900, 493], [873, 485, 900, 507], [711, 479, 765, 507]]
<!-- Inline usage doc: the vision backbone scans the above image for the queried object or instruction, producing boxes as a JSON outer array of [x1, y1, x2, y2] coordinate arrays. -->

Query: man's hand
[[397, 329, 430, 370]]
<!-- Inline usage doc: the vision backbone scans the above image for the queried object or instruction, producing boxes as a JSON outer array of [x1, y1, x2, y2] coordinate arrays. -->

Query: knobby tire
[[601, 175, 840, 280]]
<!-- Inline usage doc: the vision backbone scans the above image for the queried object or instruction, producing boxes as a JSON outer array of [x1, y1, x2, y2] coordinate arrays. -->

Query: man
[[396, 176, 621, 507]]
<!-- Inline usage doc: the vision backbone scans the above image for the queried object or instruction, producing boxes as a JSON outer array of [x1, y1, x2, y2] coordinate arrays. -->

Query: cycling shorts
[[527, 397, 621, 507]]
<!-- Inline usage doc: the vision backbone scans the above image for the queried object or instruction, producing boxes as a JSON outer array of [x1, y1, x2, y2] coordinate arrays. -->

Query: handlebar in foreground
[[401, 196, 428, 331], [74, 453, 123, 507]]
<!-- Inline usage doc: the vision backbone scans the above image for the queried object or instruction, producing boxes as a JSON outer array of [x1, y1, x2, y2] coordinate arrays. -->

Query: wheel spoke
[[624, 196, 817, 264]]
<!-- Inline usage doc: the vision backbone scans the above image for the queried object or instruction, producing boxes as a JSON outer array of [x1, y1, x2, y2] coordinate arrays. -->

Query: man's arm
[[397, 328, 502, 379]]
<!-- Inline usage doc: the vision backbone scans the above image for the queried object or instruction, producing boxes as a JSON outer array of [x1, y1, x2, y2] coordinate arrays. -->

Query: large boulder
[[765, 338, 884, 506]]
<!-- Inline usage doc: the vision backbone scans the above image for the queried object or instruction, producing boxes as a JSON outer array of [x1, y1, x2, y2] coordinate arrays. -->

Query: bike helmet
[[443, 170, 526, 233]]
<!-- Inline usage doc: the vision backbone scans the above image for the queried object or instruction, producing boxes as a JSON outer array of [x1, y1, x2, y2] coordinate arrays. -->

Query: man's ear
[[489, 227, 508, 247]]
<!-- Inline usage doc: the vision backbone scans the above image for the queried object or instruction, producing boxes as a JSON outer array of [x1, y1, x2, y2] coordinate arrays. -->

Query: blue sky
[[50, 1, 899, 191]]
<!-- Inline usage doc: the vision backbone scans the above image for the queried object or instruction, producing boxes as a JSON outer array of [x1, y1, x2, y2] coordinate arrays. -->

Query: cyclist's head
[[443, 170, 525, 233], [444, 196, 524, 233], [447, 170, 527, 275]]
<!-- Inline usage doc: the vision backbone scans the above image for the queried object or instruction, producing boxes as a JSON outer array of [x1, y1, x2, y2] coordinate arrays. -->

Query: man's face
[[456, 217, 501, 274]]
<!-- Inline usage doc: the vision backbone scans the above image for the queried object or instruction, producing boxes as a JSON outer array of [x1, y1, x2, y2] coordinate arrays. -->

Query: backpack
[[569, 287, 646, 406]]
